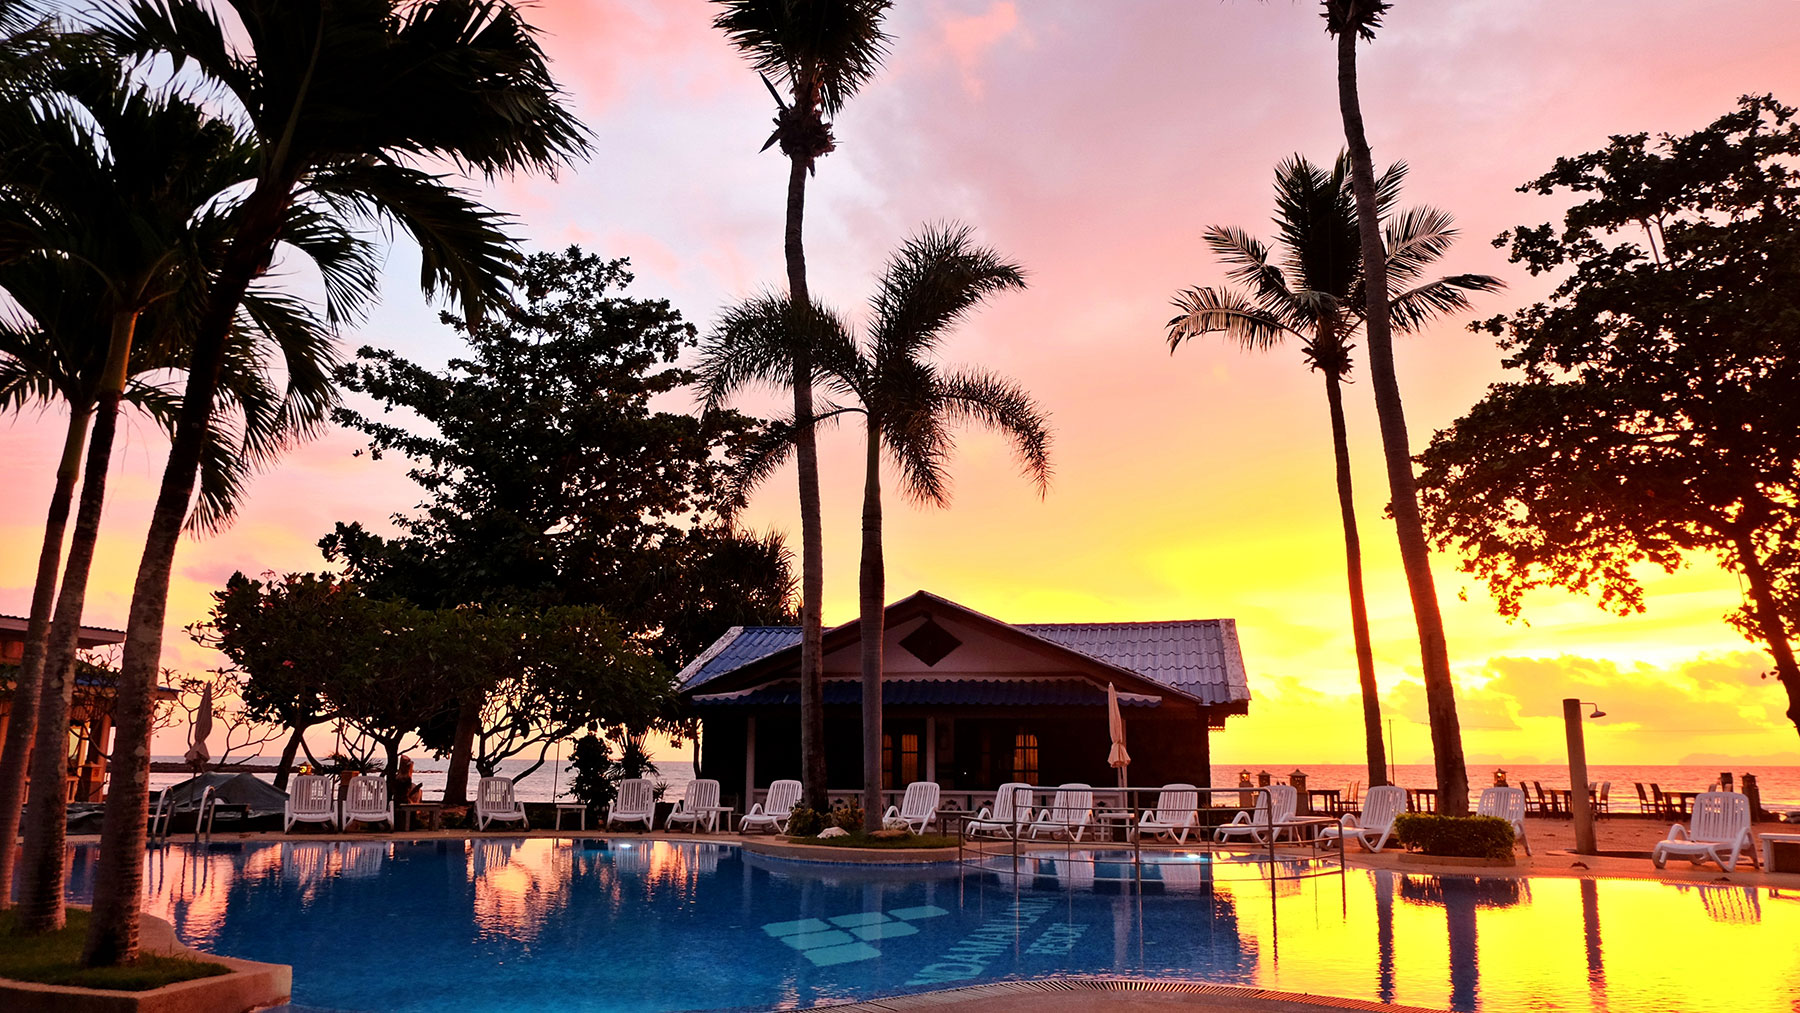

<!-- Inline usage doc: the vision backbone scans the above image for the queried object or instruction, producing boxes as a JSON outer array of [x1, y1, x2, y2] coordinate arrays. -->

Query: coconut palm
[[1323, 0, 1471, 814], [700, 225, 1050, 828], [712, 0, 893, 809], [73, 0, 586, 964], [1167, 154, 1500, 791], [2, 63, 348, 924]]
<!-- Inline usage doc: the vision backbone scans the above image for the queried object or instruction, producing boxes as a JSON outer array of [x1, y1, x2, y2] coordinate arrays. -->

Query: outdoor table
[[693, 805, 735, 833], [1761, 833, 1800, 874], [397, 802, 443, 832], [553, 803, 588, 831], [1667, 791, 1701, 816], [1279, 816, 1341, 844], [1307, 789, 1343, 815], [1093, 809, 1138, 842]]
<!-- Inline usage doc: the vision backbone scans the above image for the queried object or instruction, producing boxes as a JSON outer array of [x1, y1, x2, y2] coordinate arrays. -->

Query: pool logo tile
[[763, 905, 948, 966]]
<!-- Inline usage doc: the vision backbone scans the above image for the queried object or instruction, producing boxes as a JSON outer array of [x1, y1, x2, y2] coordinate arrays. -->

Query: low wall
[[0, 911, 290, 1013]]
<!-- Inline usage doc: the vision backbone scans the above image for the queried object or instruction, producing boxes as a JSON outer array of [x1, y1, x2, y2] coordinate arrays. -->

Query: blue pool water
[[56, 840, 1800, 1012]]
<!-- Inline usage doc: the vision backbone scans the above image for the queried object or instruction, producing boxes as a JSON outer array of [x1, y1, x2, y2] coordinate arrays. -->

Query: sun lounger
[[284, 774, 339, 833], [1322, 784, 1406, 853], [883, 781, 940, 833], [1137, 784, 1201, 844], [740, 779, 801, 834], [1215, 784, 1298, 845], [966, 782, 1034, 839], [607, 778, 655, 830], [1476, 785, 1530, 855], [665, 779, 722, 832], [1652, 791, 1760, 872], [342, 775, 395, 831], [1026, 783, 1094, 841], [476, 776, 529, 831]]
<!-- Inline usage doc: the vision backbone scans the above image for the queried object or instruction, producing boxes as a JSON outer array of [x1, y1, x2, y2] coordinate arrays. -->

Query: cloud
[[938, 2, 1021, 98]]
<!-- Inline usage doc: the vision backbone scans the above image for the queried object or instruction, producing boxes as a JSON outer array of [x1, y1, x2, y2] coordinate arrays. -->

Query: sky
[[3, 1, 1799, 770]]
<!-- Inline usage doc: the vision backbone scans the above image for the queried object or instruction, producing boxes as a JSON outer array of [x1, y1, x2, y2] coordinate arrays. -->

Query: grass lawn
[[0, 909, 229, 991], [791, 833, 960, 849]]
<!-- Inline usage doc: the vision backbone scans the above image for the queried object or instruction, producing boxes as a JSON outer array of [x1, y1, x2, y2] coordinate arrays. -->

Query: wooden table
[[553, 803, 588, 831], [1307, 789, 1345, 815], [397, 802, 443, 832], [1280, 816, 1342, 844], [1093, 809, 1138, 842], [693, 805, 735, 833]]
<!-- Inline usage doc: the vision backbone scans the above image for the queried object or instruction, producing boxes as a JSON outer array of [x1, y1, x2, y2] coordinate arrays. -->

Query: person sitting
[[394, 755, 424, 805]]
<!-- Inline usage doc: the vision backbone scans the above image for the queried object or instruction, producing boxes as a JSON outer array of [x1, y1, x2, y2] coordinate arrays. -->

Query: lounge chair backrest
[[478, 776, 518, 812], [1267, 784, 1297, 822], [346, 775, 388, 811], [1636, 783, 1649, 804], [616, 778, 654, 815], [989, 782, 1031, 822], [685, 779, 720, 811], [290, 775, 334, 815], [1154, 784, 1199, 822], [1687, 792, 1751, 845], [1046, 783, 1093, 822], [1477, 786, 1526, 823], [899, 781, 939, 820], [763, 779, 802, 816], [1598, 782, 1611, 801], [1362, 785, 1408, 830]]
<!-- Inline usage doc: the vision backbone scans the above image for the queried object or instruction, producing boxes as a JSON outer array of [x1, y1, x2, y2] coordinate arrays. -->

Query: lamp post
[[1564, 698, 1605, 855]]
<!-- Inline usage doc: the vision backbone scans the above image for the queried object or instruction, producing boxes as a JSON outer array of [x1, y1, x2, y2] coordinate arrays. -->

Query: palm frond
[[868, 223, 1026, 363], [274, 196, 382, 327], [1384, 205, 1460, 283], [929, 367, 1052, 502], [697, 293, 854, 412], [1388, 274, 1505, 333], [711, 0, 894, 116], [1167, 285, 1302, 353], [1201, 225, 1294, 306]]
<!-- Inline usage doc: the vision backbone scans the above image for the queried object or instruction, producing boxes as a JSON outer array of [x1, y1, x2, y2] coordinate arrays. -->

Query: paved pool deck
[[808, 978, 1448, 1012]]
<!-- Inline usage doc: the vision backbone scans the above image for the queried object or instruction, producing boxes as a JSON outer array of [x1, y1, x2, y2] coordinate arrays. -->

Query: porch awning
[[690, 675, 1163, 709]]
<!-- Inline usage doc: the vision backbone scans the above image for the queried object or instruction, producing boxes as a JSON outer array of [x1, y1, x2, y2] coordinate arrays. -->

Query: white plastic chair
[[1214, 784, 1297, 845], [1322, 785, 1407, 853], [740, 779, 802, 834], [342, 775, 395, 831], [882, 782, 940, 833], [1652, 791, 1760, 872], [607, 778, 656, 830], [665, 779, 722, 832], [966, 782, 1034, 839], [476, 776, 529, 831], [1476, 785, 1531, 855], [1027, 783, 1095, 841], [1137, 784, 1201, 844], [284, 775, 339, 833]]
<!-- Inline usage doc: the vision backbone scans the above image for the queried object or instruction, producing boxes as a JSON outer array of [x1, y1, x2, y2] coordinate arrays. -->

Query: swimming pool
[[57, 839, 1800, 1012]]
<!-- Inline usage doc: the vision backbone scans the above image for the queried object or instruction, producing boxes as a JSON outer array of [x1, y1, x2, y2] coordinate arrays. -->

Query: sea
[[150, 757, 1800, 807]]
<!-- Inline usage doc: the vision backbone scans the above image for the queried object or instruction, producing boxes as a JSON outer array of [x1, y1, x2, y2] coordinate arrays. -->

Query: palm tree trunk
[[858, 421, 885, 831], [84, 179, 295, 966], [0, 407, 91, 906], [1334, 17, 1469, 814], [15, 348, 130, 933], [1730, 528, 1800, 737], [1322, 365, 1387, 787], [785, 151, 828, 811]]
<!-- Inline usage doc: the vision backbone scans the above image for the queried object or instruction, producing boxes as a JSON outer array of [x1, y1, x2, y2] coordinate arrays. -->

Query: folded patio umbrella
[[1107, 681, 1130, 790]]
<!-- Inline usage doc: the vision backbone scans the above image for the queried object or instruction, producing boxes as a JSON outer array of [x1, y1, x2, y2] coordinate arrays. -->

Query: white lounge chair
[[740, 779, 802, 834], [1138, 784, 1201, 844], [666, 779, 722, 832], [1027, 783, 1095, 841], [1652, 791, 1760, 872], [1215, 784, 1298, 845], [882, 781, 940, 833], [476, 776, 529, 831], [1476, 785, 1531, 855], [1322, 785, 1407, 853], [342, 775, 395, 831], [284, 775, 339, 833], [607, 778, 655, 830], [966, 782, 1034, 839]]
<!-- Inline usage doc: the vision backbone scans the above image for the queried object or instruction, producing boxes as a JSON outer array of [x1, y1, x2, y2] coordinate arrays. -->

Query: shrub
[[1393, 813, 1515, 859], [785, 805, 825, 837], [830, 802, 865, 832]]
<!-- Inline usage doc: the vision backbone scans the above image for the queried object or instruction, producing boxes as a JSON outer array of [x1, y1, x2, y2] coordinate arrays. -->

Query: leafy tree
[[1167, 154, 1501, 788], [1418, 95, 1800, 739], [712, 0, 894, 810], [82, 0, 586, 965], [700, 224, 1050, 828], [1324, 0, 1471, 814]]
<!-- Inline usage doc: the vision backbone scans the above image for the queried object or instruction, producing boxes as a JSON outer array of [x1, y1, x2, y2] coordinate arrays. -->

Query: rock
[[870, 829, 909, 840], [817, 826, 849, 838]]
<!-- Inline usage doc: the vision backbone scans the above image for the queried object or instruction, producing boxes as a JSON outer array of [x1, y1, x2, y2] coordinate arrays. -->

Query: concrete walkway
[[806, 978, 1446, 1012]]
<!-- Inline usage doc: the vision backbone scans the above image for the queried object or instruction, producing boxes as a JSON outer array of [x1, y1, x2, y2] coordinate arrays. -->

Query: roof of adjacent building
[[691, 675, 1166, 709], [0, 613, 126, 647], [677, 591, 1250, 709]]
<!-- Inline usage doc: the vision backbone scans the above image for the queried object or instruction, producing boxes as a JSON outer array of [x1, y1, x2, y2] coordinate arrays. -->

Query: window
[[883, 731, 922, 787], [1011, 731, 1039, 784]]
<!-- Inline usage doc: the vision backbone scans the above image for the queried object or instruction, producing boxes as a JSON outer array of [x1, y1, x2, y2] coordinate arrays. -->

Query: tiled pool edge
[[806, 977, 1448, 1012]]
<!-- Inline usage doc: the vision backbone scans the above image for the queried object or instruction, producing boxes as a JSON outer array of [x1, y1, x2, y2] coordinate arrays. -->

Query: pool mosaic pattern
[[51, 839, 1800, 1012]]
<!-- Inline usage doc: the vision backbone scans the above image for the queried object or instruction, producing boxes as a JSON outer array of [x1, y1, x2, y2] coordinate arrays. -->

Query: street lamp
[[1565, 699, 1606, 855]]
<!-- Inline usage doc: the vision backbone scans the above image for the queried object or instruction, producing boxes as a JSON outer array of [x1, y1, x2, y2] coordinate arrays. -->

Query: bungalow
[[678, 591, 1251, 810]]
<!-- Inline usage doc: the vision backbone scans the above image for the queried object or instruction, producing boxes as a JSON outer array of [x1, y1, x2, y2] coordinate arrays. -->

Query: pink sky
[[4, 1, 1799, 767]]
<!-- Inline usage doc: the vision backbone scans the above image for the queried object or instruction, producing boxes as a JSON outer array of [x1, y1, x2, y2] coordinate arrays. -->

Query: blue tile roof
[[692, 677, 1164, 709], [677, 626, 798, 690]]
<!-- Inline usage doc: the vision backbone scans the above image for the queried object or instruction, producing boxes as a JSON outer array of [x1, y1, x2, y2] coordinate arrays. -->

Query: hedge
[[1393, 813, 1515, 859]]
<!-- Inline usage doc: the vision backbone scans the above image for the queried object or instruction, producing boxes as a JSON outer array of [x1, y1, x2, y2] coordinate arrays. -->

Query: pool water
[[57, 840, 1800, 1012]]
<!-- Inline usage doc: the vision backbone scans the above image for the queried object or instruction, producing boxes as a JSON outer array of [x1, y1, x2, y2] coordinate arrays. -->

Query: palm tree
[[1324, 0, 1471, 814], [76, 0, 586, 965], [2, 62, 348, 924], [712, 0, 893, 810], [700, 225, 1050, 828], [1167, 154, 1500, 791]]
